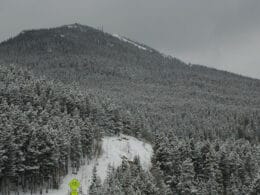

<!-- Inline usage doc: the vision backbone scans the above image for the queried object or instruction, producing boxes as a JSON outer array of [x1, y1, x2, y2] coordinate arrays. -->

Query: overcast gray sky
[[1, 0, 260, 79]]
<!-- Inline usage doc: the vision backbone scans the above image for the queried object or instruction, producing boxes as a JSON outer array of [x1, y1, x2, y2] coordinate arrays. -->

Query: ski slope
[[15, 135, 153, 195]]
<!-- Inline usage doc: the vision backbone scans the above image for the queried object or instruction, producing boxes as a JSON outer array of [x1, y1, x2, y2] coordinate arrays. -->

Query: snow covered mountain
[[0, 23, 259, 142], [1, 23, 260, 194]]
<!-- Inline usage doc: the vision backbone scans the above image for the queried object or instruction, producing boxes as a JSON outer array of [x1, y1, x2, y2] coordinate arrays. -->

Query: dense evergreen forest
[[152, 133, 260, 194], [0, 24, 260, 194], [0, 64, 97, 193], [0, 65, 145, 194]]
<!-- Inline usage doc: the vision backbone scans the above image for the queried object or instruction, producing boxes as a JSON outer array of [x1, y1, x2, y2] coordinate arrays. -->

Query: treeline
[[89, 156, 170, 195], [0, 65, 144, 194], [152, 133, 260, 194]]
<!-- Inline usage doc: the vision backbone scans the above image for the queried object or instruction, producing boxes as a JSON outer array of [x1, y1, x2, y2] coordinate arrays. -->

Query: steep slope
[[0, 23, 260, 141]]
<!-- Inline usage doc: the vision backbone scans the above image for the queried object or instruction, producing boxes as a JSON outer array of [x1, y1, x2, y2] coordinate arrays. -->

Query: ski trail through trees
[[15, 134, 153, 195]]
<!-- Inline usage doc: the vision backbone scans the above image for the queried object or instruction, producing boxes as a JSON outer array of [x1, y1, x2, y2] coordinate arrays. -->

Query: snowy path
[[15, 134, 153, 195]]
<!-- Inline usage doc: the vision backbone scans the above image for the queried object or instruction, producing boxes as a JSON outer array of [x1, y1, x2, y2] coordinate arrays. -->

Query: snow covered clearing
[[14, 134, 153, 195], [96, 135, 153, 181], [113, 34, 148, 51]]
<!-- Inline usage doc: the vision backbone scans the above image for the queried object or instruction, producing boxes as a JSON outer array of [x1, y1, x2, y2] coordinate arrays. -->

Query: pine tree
[[89, 165, 102, 195], [177, 158, 197, 195]]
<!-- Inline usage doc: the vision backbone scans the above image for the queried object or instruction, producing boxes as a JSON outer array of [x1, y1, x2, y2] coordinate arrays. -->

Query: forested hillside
[[0, 64, 144, 194], [0, 24, 260, 142]]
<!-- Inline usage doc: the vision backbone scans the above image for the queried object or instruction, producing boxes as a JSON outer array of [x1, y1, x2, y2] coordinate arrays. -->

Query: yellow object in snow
[[69, 178, 80, 194], [71, 190, 78, 195]]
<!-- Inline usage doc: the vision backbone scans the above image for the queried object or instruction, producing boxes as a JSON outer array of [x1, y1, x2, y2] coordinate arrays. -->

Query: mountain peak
[[60, 23, 94, 31], [0, 23, 154, 57]]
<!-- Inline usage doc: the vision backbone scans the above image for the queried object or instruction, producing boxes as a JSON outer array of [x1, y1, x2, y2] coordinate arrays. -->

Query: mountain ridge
[[0, 23, 259, 81]]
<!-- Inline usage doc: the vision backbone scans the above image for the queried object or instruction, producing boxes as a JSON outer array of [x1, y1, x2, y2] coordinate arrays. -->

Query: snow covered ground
[[112, 34, 148, 51], [14, 134, 153, 195]]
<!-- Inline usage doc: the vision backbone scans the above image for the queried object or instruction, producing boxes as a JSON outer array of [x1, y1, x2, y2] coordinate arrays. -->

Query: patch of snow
[[113, 34, 148, 51], [67, 24, 78, 29], [96, 135, 153, 181], [112, 34, 122, 40], [12, 134, 153, 195]]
